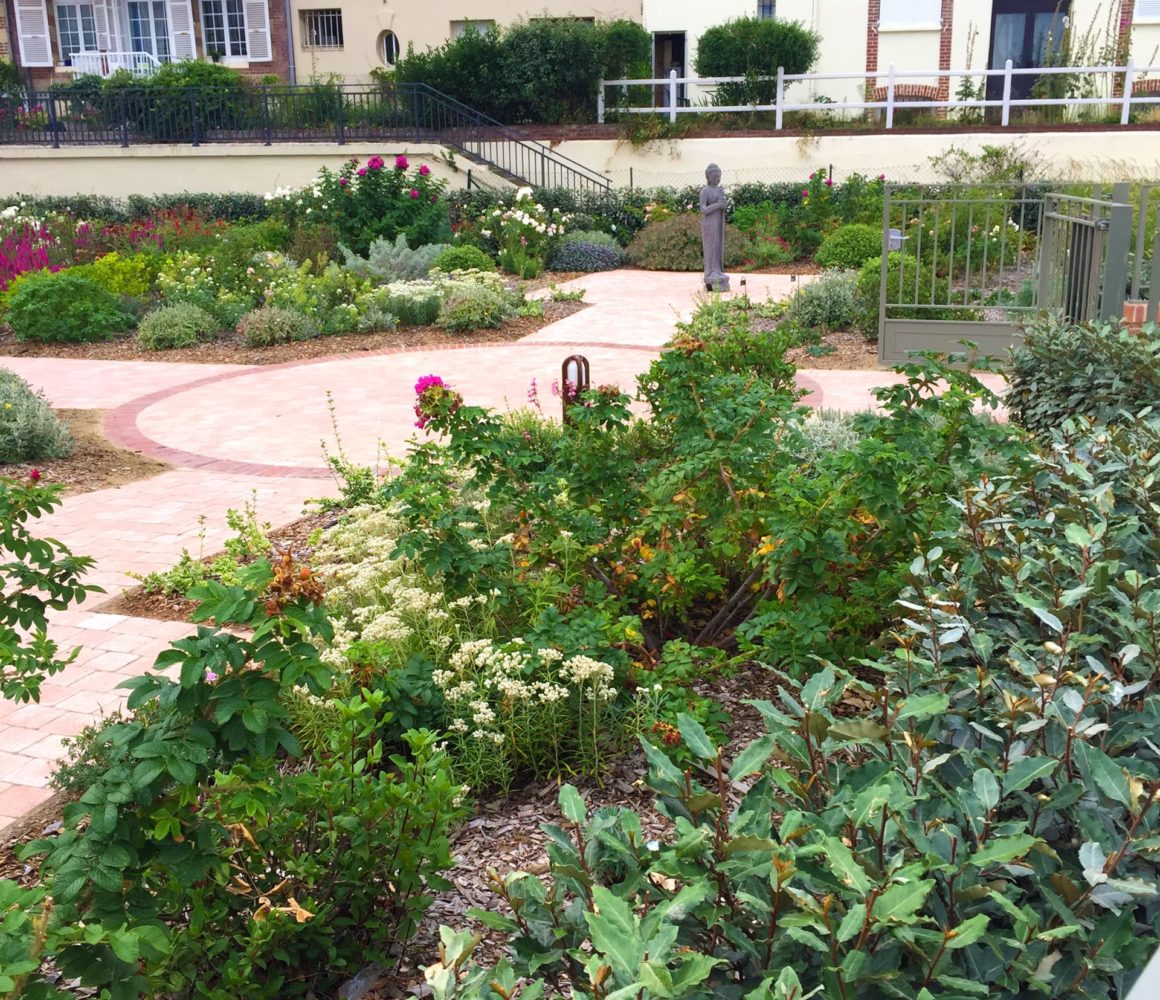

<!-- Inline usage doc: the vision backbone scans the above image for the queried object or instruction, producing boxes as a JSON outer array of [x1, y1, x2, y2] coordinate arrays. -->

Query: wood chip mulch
[[786, 329, 882, 370], [0, 301, 588, 367]]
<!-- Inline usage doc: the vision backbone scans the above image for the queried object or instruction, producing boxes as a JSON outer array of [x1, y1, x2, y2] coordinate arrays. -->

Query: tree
[[694, 17, 820, 107]]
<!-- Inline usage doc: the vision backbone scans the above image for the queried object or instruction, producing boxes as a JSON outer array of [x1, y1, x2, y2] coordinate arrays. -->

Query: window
[[55, 1, 96, 59], [127, 0, 171, 60], [378, 29, 398, 65], [450, 19, 494, 38], [301, 8, 342, 48], [200, 0, 246, 57], [879, 0, 940, 30], [1138, 0, 1160, 21], [757, 1, 775, 17]]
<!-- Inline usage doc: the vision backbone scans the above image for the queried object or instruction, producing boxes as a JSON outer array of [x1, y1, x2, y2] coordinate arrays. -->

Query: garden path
[[0, 269, 1004, 829]]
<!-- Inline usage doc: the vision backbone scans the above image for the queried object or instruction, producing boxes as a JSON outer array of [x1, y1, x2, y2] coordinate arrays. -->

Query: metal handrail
[[0, 81, 611, 193], [70, 50, 161, 78]]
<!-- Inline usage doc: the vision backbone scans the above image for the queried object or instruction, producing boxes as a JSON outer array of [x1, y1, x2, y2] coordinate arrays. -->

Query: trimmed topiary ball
[[431, 244, 497, 273], [816, 223, 883, 270]]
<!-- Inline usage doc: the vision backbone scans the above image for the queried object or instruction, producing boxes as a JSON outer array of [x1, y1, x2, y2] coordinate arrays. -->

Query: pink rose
[[410, 188, 420, 199]]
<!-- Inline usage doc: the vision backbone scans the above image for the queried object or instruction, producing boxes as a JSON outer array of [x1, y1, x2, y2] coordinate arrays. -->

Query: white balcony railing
[[599, 61, 1160, 127], [70, 50, 162, 79]]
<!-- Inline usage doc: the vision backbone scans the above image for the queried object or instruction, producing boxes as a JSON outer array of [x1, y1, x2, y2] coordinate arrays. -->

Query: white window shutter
[[244, 0, 271, 60], [92, 0, 111, 50], [16, 0, 53, 65], [1137, 0, 1160, 20], [168, 0, 196, 58], [880, 0, 940, 28]]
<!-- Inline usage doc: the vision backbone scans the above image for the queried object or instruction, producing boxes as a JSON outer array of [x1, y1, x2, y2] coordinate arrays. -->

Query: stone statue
[[700, 162, 730, 293]]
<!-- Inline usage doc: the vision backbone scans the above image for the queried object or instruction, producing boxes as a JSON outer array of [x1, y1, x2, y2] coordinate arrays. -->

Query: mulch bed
[[0, 300, 588, 367], [0, 409, 171, 495], [97, 509, 338, 621], [787, 330, 882, 370]]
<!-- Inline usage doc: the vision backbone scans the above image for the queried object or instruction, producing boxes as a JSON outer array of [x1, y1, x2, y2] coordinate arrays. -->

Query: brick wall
[[938, 0, 954, 103], [1114, 0, 1134, 96], [865, 0, 880, 98]]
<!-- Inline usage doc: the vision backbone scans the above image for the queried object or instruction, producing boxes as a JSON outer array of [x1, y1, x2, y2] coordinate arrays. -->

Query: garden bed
[[97, 509, 337, 621], [0, 409, 170, 493], [0, 300, 588, 366]]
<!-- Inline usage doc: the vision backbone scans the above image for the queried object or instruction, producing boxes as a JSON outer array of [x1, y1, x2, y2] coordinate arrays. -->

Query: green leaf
[[1014, 593, 1064, 633], [677, 713, 717, 761], [1074, 741, 1131, 808], [585, 886, 641, 980], [946, 913, 990, 949], [639, 961, 675, 997], [729, 733, 776, 779], [1003, 756, 1058, 793], [559, 784, 586, 825], [974, 770, 1000, 811], [820, 836, 871, 896], [671, 953, 720, 993], [837, 902, 866, 943], [874, 879, 933, 922], [828, 719, 888, 742], [896, 692, 950, 721], [723, 836, 777, 856], [971, 834, 1040, 867]]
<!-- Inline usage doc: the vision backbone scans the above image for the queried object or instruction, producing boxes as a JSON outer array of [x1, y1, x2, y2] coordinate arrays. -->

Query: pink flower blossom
[[205, 669, 218, 683], [410, 188, 420, 199], [339, 177, 348, 186], [801, 189, 809, 197], [419, 163, 430, 176], [357, 167, 367, 177], [879, 173, 886, 181], [824, 178, 833, 187], [415, 374, 445, 394], [367, 155, 385, 171], [28, 467, 41, 483], [395, 155, 409, 171]]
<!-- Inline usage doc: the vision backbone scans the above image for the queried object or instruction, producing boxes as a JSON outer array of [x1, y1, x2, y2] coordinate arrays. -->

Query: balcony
[[69, 51, 162, 79]]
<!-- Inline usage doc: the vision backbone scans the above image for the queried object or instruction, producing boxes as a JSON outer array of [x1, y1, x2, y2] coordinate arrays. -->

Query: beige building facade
[[643, 1, 1160, 107], [291, 1, 642, 83]]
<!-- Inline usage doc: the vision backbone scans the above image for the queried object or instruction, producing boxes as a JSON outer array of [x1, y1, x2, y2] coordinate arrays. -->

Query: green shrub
[[340, 234, 450, 283], [384, 279, 443, 326], [136, 302, 220, 350], [86, 251, 157, 298], [352, 287, 400, 333], [730, 200, 776, 234], [694, 17, 820, 106], [1007, 317, 1160, 435], [429, 413, 1160, 1000], [396, 18, 650, 124], [431, 244, 496, 273], [786, 270, 859, 332], [436, 282, 514, 332], [0, 368, 73, 462], [4, 270, 133, 342], [815, 222, 882, 270], [237, 305, 320, 347], [548, 230, 627, 272], [626, 214, 746, 271]]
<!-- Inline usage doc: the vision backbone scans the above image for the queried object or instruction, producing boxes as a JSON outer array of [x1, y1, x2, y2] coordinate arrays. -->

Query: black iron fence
[[0, 82, 611, 193]]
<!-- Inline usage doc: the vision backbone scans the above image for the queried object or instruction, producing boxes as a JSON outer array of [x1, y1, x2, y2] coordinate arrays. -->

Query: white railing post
[[669, 68, 678, 124], [775, 66, 784, 129], [885, 64, 896, 128], [597, 80, 605, 124], [1122, 57, 1135, 126], [1002, 58, 1013, 126]]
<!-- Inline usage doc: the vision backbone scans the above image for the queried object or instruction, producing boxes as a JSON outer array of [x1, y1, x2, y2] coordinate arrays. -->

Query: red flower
[[29, 467, 41, 482]]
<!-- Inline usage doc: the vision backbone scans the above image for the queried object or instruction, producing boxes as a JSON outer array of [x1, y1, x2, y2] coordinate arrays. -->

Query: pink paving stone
[[3, 727, 50, 752], [77, 650, 141, 673], [21, 734, 68, 760], [38, 711, 101, 737], [55, 690, 127, 715], [0, 784, 53, 825], [2, 703, 65, 729], [0, 754, 54, 787]]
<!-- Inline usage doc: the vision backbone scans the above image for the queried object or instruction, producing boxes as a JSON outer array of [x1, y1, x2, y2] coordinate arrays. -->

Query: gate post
[[1102, 184, 1134, 321], [877, 185, 892, 364], [1037, 194, 1056, 313]]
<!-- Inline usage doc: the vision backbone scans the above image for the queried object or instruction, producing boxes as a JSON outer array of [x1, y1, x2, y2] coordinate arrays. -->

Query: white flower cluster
[[435, 639, 615, 743]]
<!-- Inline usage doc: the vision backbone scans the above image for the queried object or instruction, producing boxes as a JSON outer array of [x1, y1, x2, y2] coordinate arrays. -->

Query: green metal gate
[[878, 184, 1132, 364]]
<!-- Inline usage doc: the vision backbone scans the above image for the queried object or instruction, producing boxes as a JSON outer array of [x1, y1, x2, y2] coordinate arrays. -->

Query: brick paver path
[[0, 271, 1004, 829]]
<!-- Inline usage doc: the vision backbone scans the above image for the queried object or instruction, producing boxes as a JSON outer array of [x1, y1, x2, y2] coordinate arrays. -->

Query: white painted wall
[[4, 130, 1158, 201]]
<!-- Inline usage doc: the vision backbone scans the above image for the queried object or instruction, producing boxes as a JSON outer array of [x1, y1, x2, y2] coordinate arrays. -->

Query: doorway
[[986, 0, 1069, 101], [652, 32, 686, 109], [126, 0, 172, 62]]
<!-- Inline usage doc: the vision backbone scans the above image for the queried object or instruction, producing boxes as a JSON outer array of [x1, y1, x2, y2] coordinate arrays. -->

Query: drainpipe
[[283, 0, 296, 83]]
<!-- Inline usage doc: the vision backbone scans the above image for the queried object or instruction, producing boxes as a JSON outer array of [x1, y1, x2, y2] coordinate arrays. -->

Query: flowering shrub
[[435, 640, 617, 791], [381, 278, 444, 326], [266, 154, 450, 256], [488, 186, 571, 277], [0, 204, 70, 292], [156, 248, 270, 327], [414, 373, 463, 429], [261, 256, 369, 334]]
